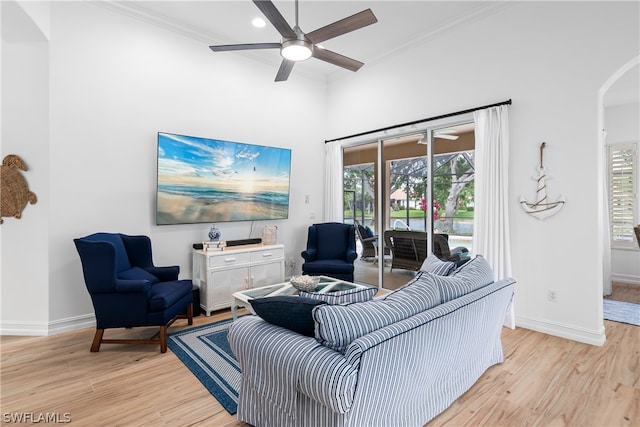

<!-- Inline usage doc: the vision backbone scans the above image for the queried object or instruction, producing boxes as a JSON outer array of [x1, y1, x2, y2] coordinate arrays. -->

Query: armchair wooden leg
[[187, 302, 193, 326], [91, 329, 104, 352], [160, 325, 168, 353]]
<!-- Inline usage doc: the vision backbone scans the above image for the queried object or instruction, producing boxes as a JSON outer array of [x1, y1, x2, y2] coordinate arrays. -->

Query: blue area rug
[[603, 299, 640, 326], [168, 318, 241, 414]]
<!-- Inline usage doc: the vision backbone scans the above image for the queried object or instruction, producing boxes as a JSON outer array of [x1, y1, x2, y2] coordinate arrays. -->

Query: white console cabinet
[[192, 244, 285, 315]]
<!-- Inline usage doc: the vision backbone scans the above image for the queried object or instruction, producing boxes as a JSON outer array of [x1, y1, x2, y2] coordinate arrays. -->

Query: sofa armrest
[[228, 316, 359, 415], [344, 278, 516, 368], [297, 344, 359, 414]]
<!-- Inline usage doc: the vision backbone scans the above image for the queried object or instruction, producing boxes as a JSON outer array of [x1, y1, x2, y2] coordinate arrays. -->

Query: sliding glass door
[[344, 120, 476, 289]]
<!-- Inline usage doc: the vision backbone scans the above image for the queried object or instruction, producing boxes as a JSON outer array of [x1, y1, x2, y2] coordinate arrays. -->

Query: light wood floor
[[1, 310, 638, 426], [606, 281, 640, 304]]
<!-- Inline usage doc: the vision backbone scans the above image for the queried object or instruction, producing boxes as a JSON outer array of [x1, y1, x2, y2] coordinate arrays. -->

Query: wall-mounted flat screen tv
[[156, 132, 291, 225]]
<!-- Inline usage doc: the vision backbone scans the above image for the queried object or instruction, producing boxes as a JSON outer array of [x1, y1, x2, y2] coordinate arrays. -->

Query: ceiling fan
[[209, 0, 378, 82], [434, 130, 459, 140]]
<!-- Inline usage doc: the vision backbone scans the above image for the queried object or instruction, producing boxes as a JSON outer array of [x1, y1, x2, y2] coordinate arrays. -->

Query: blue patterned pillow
[[299, 286, 376, 305], [313, 274, 441, 353], [435, 255, 495, 302], [420, 253, 456, 276]]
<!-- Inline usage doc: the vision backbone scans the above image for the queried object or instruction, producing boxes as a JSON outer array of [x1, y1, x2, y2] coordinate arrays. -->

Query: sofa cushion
[[435, 255, 495, 302], [117, 267, 159, 284], [250, 296, 327, 337], [299, 286, 376, 305], [420, 253, 456, 276], [313, 273, 441, 353]]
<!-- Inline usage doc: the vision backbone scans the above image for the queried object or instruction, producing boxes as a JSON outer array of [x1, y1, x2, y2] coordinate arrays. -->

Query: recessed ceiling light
[[252, 17, 266, 28]]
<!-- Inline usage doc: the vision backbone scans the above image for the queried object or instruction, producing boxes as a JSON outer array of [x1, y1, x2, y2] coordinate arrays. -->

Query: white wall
[[1, 1, 327, 334], [1, 0, 51, 334], [2, 1, 638, 345], [326, 1, 639, 345], [606, 102, 640, 284]]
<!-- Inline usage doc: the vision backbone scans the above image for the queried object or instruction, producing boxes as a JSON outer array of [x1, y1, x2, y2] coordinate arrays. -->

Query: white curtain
[[325, 141, 344, 222], [473, 105, 514, 327]]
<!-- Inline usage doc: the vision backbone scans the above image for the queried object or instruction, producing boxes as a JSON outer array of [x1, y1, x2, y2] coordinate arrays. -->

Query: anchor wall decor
[[519, 142, 565, 220]]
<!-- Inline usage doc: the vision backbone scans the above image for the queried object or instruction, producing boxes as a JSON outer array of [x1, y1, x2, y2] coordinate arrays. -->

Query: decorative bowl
[[290, 275, 320, 292]]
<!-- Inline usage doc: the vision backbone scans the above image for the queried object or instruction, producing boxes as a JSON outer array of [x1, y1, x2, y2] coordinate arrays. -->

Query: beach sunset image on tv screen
[[156, 132, 291, 225]]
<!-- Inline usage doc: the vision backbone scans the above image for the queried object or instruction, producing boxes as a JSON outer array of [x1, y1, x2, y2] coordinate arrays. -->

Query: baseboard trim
[[516, 315, 606, 346], [612, 274, 640, 285], [0, 314, 95, 336]]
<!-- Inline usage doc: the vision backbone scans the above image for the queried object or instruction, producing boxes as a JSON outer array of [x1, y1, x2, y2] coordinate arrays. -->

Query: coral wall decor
[[1, 154, 37, 224]]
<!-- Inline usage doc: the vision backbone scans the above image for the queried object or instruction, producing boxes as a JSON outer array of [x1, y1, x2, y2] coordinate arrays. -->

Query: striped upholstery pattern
[[435, 255, 495, 302], [228, 316, 322, 417], [313, 274, 441, 354], [420, 253, 457, 275], [228, 278, 516, 427], [299, 286, 376, 304]]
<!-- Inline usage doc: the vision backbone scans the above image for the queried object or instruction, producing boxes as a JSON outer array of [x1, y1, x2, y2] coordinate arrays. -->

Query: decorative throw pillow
[[435, 255, 495, 302], [250, 296, 327, 337], [299, 286, 377, 305], [117, 267, 159, 284], [313, 274, 441, 353], [420, 253, 456, 276], [364, 226, 375, 238]]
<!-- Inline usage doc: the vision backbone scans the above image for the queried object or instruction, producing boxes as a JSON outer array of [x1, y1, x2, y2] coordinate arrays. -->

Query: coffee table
[[231, 276, 372, 320]]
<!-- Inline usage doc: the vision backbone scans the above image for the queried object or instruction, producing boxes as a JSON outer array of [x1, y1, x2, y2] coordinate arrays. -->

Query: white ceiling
[[102, 0, 508, 81], [100, 0, 639, 102]]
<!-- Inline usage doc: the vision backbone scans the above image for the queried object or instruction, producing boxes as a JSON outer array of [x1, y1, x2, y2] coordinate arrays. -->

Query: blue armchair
[[301, 222, 357, 282], [74, 232, 193, 353]]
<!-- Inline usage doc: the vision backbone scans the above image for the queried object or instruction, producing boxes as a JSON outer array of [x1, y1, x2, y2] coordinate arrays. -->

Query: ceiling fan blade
[[306, 9, 377, 44], [434, 134, 459, 140], [252, 0, 297, 39], [210, 43, 281, 52], [312, 48, 363, 72], [275, 59, 295, 82]]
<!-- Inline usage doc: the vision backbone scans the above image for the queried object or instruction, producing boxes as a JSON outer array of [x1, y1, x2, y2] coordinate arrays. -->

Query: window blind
[[608, 144, 637, 243]]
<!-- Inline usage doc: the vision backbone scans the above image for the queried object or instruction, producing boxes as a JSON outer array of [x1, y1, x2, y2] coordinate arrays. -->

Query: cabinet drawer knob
[[224, 257, 237, 263], [262, 253, 272, 257]]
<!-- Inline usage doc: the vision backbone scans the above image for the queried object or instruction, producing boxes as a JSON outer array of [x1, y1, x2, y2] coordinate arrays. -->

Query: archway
[[597, 56, 640, 322]]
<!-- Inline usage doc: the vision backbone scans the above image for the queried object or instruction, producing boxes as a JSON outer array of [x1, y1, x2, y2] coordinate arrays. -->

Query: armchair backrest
[[78, 233, 131, 273], [74, 232, 157, 295], [433, 234, 451, 259], [384, 230, 428, 260], [121, 234, 154, 268], [74, 233, 129, 294], [307, 222, 355, 261]]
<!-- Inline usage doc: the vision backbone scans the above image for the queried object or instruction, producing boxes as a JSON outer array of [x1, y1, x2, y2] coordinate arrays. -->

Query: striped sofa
[[228, 256, 516, 427]]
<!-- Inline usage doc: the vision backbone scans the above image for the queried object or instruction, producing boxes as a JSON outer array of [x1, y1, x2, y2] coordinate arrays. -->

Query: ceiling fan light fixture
[[251, 17, 266, 28], [281, 39, 313, 61]]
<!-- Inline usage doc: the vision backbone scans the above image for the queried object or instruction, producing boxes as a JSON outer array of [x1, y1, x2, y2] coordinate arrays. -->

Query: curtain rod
[[324, 98, 512, 144]]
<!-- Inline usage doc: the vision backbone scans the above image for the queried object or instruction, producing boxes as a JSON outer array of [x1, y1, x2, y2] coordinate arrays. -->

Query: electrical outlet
[[548, 289, 558, 302]]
